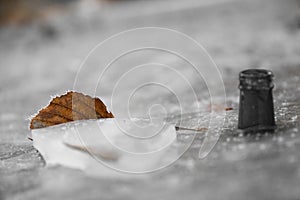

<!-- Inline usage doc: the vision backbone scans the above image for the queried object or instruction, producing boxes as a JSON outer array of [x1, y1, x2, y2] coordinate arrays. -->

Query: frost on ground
[[1, 0, 300, 199]]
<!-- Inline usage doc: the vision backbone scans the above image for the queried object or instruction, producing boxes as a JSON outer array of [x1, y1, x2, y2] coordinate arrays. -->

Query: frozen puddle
[[31, 118, 180, 177]]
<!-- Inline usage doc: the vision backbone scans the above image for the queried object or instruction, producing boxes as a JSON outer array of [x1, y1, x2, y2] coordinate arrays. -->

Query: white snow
[[31, 118, 178, 177]]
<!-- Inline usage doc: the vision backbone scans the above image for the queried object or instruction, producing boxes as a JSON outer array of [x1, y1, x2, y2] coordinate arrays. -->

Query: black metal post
[[238, 69, 276, 132]]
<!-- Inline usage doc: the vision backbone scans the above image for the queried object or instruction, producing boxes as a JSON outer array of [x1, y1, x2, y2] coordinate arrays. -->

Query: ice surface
[[2, 0, 300, 199], [31, 118, 178, 177]]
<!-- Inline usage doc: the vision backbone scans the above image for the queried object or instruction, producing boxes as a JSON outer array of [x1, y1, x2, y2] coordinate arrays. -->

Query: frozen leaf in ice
[[30, 91, 114, 129], [31, 118, 178, 176]]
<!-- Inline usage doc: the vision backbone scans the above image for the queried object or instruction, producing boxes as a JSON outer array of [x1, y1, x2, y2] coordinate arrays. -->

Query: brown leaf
[[30, 91, 114, 129]]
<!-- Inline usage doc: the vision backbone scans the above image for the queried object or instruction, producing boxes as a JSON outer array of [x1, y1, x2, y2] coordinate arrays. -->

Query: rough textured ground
[[0, 0, 300, 199]]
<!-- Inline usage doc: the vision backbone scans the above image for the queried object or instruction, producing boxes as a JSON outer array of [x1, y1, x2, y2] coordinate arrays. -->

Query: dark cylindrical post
[[238, 69, 276, 132]]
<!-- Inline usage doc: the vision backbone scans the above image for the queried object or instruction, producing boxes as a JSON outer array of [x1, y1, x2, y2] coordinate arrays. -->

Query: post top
[[239, 69, 274, 90]]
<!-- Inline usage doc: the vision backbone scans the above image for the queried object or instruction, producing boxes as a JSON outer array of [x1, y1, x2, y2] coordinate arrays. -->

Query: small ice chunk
[[31, 118, 178, 177]]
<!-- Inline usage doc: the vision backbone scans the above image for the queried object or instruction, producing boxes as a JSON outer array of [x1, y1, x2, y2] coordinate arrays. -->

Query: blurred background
[[0, 0, 299, 119]]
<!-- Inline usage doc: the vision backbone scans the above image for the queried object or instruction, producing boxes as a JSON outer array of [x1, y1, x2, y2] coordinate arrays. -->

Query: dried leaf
[[30, 91, 114, 129]]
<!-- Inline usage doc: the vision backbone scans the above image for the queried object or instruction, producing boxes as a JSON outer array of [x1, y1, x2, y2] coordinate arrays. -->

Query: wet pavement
[[0, 0, 300, 199]]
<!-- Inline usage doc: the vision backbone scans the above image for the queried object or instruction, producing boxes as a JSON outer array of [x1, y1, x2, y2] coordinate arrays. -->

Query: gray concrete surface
[[0, 0, 300, 199]]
